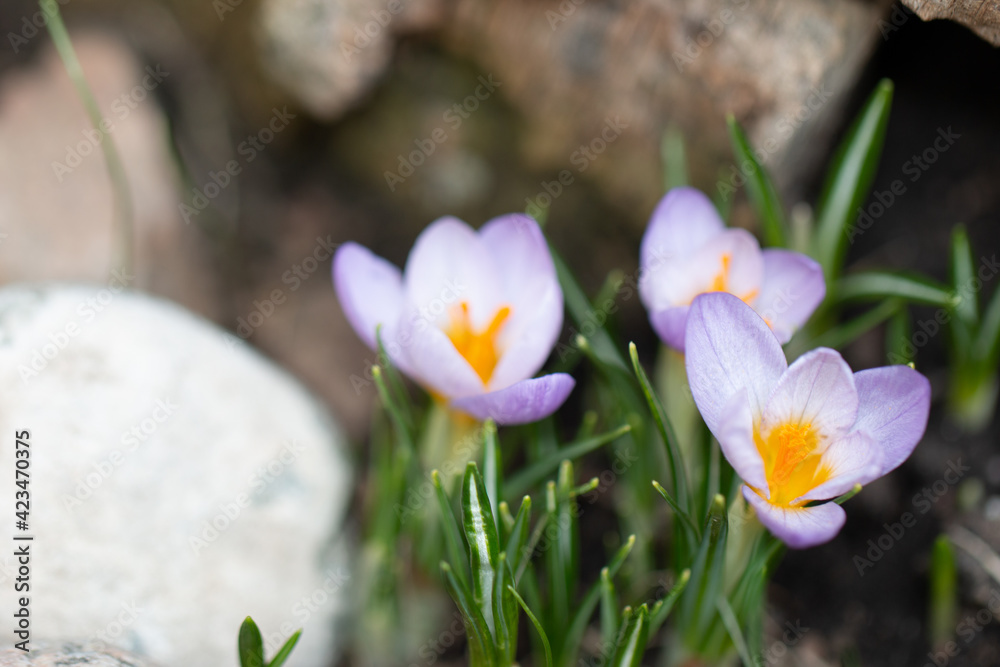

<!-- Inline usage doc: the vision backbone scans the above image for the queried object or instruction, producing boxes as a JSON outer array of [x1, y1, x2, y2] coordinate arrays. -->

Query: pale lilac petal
[[717, 389, 768, 492], [451, 374, 576, 425], [761, 348, 858, 441], [754, 250, 826, 344], [398, 314, 484, 399], [854, 366, 932, 475], [743, 486, 846, 549], [479, 214, 564, 390], [332, 242, 404, 351], [649, 305, 689, 351], [797, 430, 884, 502], [642, 229, 763, 312], [639, 187, 725, 311], [404, 216, 504, 331], [685, 293, 787, 436]]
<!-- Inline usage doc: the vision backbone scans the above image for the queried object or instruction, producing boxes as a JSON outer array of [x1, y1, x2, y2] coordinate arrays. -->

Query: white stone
[[0, 284, 351, 667]]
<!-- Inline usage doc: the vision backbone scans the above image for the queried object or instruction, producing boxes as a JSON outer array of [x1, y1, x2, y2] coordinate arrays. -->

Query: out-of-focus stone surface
[[0, 285, 351, 667], [902, 0, 1000, 46], [0, 31, 222, 321], [0, 642, 160, 666]]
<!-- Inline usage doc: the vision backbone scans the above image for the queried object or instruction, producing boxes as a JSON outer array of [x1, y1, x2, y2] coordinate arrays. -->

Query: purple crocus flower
[[685, 292, 931, 548], [639, 187, 826, 350], [333, 214, 574, 425]]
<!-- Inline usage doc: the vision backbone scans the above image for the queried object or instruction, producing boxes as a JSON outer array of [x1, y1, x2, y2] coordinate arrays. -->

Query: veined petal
[[717, 389, 769, 492], [479, 214, 564, 390], [451, 373, 576, 425], [743, 486, 846, 549], [853, 365, 931, 475], [404, 216, 505, 331], [754, 249, 826, 344], [797, 429, 884, 502], [761, 348, 858, 442], [639, 187, 725, 310], [399, 313, 485, 399], [333, 242, 404, 351], [649, 305, 689, 351], [685, 293, 787, 436]]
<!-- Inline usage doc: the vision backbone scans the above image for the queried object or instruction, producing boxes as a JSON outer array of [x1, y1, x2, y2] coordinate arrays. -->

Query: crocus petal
[[754, 249, 826, 343], [853, 365, 932, 475], [479, 214, 564, 390], [399, 315, 485, 399], [760, 348, 858, 441], [639, 187, 725, 311], [685, 293, 787, 436], [717, 389, 769, 492], [797, 430, 884, 502], [403, 216, 505, 331], [649, 305, 689, 351], [333, 242, 405, 350], [743, 486, 846, 549], [451, 373, 576, 425]]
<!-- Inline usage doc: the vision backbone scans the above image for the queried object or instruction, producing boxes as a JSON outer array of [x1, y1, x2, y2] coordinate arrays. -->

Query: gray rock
[[0, 285, 351, 667], [0, 641, 159, 666]]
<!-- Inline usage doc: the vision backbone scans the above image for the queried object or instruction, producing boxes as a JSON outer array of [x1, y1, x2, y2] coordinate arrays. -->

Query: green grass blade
[[653, 480, 700, 543], [716, 597, 754, 667], [662, 125, 689, 190], [433, 470, 470, 588], [483, 419, 501, 523], [266, 630, 301, 667], [835, 272, 954, 307], [509, 585, 553, 667], [238, 617, 265, 667], [812, 79, 894, 280], [975, 281, 1000, 367], [649, 569, 691, 633], [950, 225, 979, 328], [441, 562, 496, 667], [629, 342, 690, 513], [726, 114, 787, 247], [505, 424, 631, 498], [463, 463, 501, 638], [806, 299, 900, 352], [611, 605, 650, 667], [599, 568, 619, 652], [505, 495, 533, 575], [679, 495, 729, 646]]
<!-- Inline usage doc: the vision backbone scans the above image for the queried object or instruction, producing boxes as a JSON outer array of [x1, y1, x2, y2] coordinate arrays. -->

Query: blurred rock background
[[1, 0, 1000, 664]]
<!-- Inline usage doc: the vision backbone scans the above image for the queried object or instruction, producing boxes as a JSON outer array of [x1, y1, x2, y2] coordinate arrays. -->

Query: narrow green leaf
[[266, 630, 301, 667], [834, 483, 863, 505], [375, 324, 413, 429], [950, 226, 979, 328], [492, 553, 514, 662], [238, 617, 265, 667], [629, 342, 690, 512], [548, 463, 579, 650], [930, 535, 958, 646], [885, 304, 913, 365], [463, 462, 501, 638], [726, 114, 788, 247], [836, 272, 954, 307], [649, 569, 691, 633], [550, 244, 630, 373], [805, 299, 900, 352], [498, 501, 515, 535], [599, 568, 618, 651], [561, 536, 636, 666], [679, 495, 729, 646], [653, 480, 700, 543], [372, 366, 415, 457], [441, 562, 496, 667], [716, 597, 754, 667], [661, 125, 689, 190], [509, 585, 553, 667], [813, 79, 894, 280], [505, 495, 532, 580], [505, 424, 631, 498], [611, 604, 650, 667], [433, 470, 469, 588], [483, 419, 501, 524]]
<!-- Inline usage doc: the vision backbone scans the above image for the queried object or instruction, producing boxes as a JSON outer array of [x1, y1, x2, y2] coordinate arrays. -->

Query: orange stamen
[[445, 301, 511, 385], [755, 421, 831, 507]]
